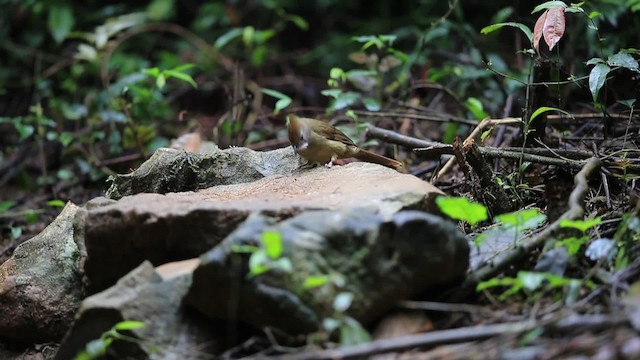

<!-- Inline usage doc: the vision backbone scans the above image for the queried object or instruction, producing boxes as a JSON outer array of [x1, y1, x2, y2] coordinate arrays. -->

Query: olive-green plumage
[[288, 115, 405, 172]]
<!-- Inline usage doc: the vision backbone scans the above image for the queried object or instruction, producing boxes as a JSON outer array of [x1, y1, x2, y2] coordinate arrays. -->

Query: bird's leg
[[324, 154, 338, 168]]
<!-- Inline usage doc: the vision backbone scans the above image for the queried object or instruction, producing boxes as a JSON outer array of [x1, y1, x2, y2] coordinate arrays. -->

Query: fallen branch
[[366, 124, 443, 148], [263, 313, 625, 360], [462, 140, 513, 214]]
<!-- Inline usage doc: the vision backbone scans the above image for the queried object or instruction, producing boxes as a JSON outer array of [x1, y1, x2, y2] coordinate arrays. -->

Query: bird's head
[[287, 115, 310, 153]]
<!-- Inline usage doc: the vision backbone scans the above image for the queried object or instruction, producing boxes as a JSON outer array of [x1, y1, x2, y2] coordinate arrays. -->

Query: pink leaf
[[533, 10, 547, 53], [543, 7, 565, 51]]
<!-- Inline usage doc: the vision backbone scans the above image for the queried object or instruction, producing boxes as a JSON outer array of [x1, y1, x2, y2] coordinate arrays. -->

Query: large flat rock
[[83, 162, 443, 292]]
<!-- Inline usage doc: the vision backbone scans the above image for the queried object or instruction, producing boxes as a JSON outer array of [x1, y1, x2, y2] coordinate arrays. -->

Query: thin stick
[[265, 313, 625, 360], [434, 118, 521, 181]]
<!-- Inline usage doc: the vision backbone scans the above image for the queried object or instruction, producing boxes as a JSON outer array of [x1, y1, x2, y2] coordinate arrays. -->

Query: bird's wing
[[306, 118, 356, 146]]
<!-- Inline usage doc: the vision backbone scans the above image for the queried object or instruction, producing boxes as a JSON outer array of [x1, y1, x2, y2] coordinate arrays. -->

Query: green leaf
[[465, 97, 488, 120], [24, 209, 39, 224], [557, 237, 584, 255], [529, 106, 571, 124], [588, 11, 601, 19], [249, 251, 270, 276], [330, 67, 346, 81], [15, 124, 35, 141], [272, 257, 293, 273], [436, 196, 488, 226], [532, 1, 568, 14], [146, 0, 175, 20], [242, 26, 255, 47], [332, 92, 360, 110], [481, 22, 533, 44], [588, 63, 611, 102], [164, 70, 198, 88], [156, 74, 166, 89], [618, 99, 637, 109], [339, 317, 371, 346], [58, 132, 74, 146], [496, 208, 545, 227], [303, 275, 330, 289], [518, 271, 546, 291], [362, 97, 381, 111], [321, 89, 343, 99], [262, 230, 283, 259], [10, 226, 22, 240], [253, 29, 276, 44], [48, 4, 75, 43], [0, 201, 16, 213], [262, 88, 292, 113], [585, 57, 605, 66], [47, 199, 66, 208], [214, 28, 243, 49], [322, 317, 340, 332], [114, 320, 146, 331], [172, 63, 195, 73], [607, 53, 640, 72], [560, 217, 601, 232], [274, 98, 292, 113], [142, 67, 160, 77], [288, 14, 308, 30]]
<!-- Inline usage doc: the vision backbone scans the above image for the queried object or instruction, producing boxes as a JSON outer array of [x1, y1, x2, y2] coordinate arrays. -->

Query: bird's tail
[[354, 149, 407, 173]]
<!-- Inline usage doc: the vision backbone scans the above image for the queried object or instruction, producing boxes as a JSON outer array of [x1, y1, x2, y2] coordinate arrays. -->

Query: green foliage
[[232, 230, 292, 277], [262, 88, 292, 114], [74, 320, 146, 360], [480, 22, 533, 44], [587, 50, 640, 103], [142, 64, 198, 90], [465, 97, 488, 120], [560, 217, 602, 233], [322, 34, 406, 114], [477, 271, 592, 303], [436, 196, 489, 226], [555, 217, 601, 255]]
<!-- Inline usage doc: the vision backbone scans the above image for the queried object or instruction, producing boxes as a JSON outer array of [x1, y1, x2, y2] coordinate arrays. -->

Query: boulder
[[105, 146, 301, 200], [0, 203, 83, 343], [83, 161, 443, 293], [186, 208, 469, 334], [56, 259, 217, 360]]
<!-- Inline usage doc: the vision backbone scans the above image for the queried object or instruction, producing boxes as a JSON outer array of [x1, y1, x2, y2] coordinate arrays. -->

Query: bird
[[287, 115, 406, 172]]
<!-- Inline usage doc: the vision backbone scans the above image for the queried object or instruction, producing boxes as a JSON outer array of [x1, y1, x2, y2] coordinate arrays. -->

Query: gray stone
[[105, 146, 301, 200], [83, 162, 443, 293], [0, 203, 83, 343], [56, 260, 217, 360], [186, 208, 469, 334]]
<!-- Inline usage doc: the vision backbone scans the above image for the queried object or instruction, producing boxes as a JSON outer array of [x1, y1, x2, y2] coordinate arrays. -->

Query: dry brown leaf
[[533, 9, 547, 53], [543, 7, 565, 51]]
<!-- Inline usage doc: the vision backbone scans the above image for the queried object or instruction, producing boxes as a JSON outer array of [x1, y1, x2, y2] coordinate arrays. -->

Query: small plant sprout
[[436, 196, 489, 226], [74, 320, 146, 360], [231, 230, 292, 277]]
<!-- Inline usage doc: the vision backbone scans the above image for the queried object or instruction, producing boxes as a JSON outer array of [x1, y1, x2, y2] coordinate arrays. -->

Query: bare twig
[[463, 140, 513, 214], [434, 118, 522, 181], [397, 300, 486, 314], [366, 125, 442, 148]]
